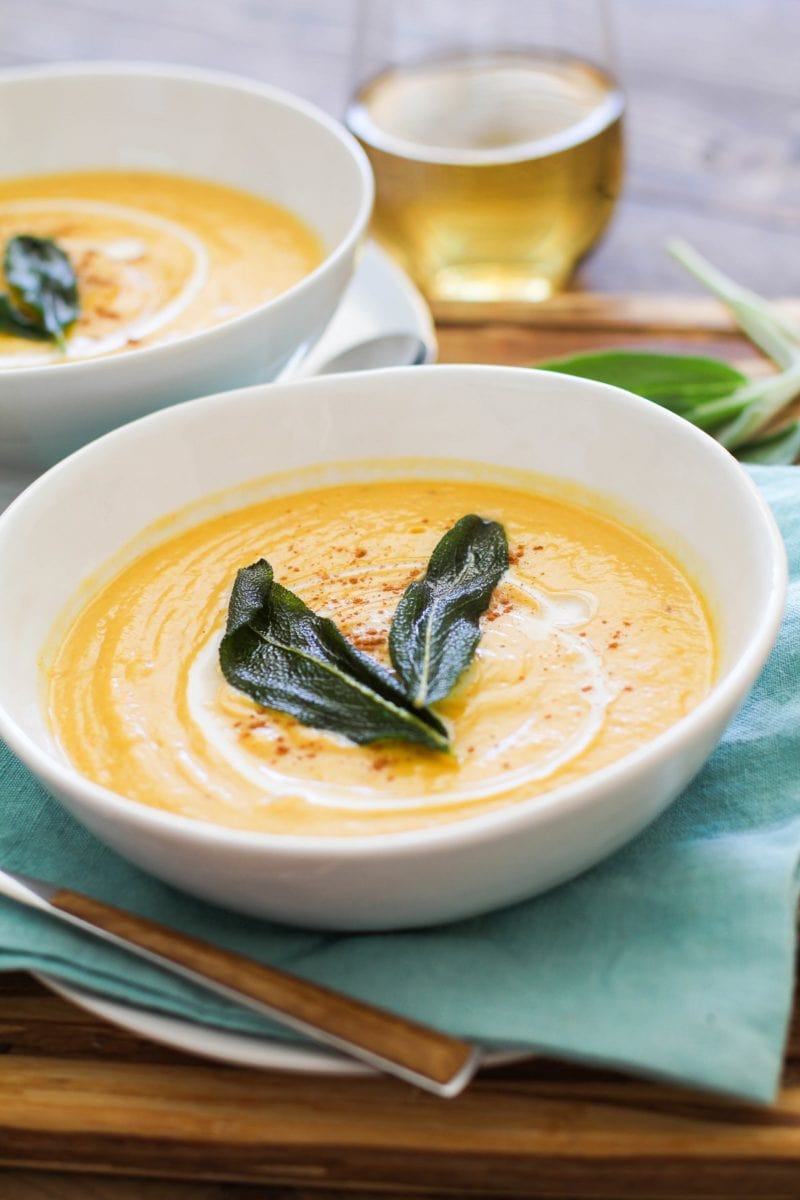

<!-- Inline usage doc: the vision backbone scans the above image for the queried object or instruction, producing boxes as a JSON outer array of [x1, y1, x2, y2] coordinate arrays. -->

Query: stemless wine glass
[[345, 0, 624, 304]]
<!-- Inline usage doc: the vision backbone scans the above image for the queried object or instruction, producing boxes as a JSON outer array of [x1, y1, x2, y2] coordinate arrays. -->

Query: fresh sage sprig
[[668, 239, 800, 371], [538, 242, 800, 464], [1, 235, 80, 349], [736, 420, 800, 466], [219, 558, 450, 752], [389, 515, 508, 708], [668, 239, 800, 451]]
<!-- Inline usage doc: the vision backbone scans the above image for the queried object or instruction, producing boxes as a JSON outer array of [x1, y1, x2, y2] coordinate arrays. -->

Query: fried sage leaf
[[3, 235, 80, 348], [0, 294, 52, 341], [219, 559, 449, 751], [389, 515, 508, 708]]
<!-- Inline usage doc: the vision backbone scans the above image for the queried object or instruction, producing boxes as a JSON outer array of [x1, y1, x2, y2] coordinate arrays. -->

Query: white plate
[[37, 973, 374, 1074], [20, 243, 448, 1078], [36, 975, 518, 1077], [0, 241, 437, 515], [287, 239, 437, 378]]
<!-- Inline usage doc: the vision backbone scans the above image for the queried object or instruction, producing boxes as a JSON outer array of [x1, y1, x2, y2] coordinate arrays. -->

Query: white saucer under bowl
[[38, 973, 519, 1077]]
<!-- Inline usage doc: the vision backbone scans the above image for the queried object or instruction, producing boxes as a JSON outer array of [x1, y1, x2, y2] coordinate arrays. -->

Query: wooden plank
[[433, 301, 800, 452], [431, 295, 800, 335], [0, 976, 799, 1195], [3, 1178, 594, 1200], [436, 323, 765, 373], [0, 1174, 285, 1199], [4, 1052, 800, 1195], [434, 312, 800, 435]]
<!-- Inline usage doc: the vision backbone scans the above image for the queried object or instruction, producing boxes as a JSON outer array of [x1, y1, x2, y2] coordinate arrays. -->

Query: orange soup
[[49, 477, 715, 836], [0, 170, 322, 365]]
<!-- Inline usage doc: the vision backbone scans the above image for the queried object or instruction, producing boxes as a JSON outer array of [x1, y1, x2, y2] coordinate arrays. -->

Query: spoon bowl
[[315, 333, 431, 374]]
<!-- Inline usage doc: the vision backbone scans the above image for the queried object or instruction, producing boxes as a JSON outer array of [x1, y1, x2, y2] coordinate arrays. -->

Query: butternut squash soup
[[0, 170, 322, 365], [48, 477, 715, 836]]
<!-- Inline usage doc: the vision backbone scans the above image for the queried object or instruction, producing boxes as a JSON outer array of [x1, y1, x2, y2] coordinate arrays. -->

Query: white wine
[[346, 51, 624, 303]]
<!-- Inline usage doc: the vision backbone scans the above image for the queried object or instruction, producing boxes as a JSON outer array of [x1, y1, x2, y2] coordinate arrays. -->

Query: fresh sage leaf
[[389, 515, 508, 708], [737, 420, 800, 466], [3, 235, 80, 349], [713, 361, 800, 450], [667, 240, 800, 448], [669, 239, 800, 371], [537, 350, 747, 417], [220, 559, 450, 751]]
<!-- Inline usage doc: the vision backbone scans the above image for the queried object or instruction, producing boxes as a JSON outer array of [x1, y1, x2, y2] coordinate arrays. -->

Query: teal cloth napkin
[[0, 465, 798, 1103]]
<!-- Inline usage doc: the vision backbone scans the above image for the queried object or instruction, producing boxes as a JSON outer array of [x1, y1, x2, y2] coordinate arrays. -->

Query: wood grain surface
[[2, 967, 800, 1199]]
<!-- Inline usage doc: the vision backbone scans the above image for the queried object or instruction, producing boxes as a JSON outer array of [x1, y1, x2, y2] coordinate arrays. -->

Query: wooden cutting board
[[1, 293, 799, 1198], [433, 292, 800, 440], [434, 292, 799, 379], [1, 970, 800, 1197]]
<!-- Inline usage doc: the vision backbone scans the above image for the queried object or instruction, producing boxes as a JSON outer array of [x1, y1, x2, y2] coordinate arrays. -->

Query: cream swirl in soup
[[48, 476, 715, 836], [0, 171, 322, 365]]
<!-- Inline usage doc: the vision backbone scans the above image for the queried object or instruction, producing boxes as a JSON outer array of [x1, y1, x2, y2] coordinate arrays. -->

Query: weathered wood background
[[1, 0, 797, 296]]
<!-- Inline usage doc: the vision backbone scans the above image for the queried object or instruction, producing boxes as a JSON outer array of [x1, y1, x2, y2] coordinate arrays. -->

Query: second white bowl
[[0, 62, 373, 468]]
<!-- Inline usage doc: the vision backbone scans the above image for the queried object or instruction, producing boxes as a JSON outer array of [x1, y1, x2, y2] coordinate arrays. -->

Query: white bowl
[[0, 366, 787, 929], [0, 62, 373, 469]]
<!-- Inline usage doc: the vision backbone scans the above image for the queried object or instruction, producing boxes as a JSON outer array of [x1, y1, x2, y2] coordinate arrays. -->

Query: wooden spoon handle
[[50, 887, 478, 1096]]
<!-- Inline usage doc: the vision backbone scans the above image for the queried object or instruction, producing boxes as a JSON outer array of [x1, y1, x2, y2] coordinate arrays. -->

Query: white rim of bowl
[[0, 365, 788, 860], [0, 60, 374, 378]]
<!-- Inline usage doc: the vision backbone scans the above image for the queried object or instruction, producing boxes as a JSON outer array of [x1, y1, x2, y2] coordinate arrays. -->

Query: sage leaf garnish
[[535, 241, 800, 464], [389, 515, 508, 708], [220, 559, 449, 751], [3, 235, 80, 349]]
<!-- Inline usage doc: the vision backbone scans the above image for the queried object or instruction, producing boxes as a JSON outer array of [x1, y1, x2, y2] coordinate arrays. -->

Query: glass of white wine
[[345, 0, 624, 304]]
